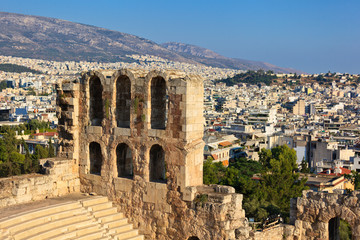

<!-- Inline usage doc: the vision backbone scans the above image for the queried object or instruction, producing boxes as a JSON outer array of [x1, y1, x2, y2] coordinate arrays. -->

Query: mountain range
[[0, 12, 302, 73]]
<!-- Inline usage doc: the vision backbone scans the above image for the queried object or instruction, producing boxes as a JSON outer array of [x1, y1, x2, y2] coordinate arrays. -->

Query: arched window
[[89, 142, 102, 175], [150, 77, 167, 129], [116, 143, 133, 178], [149, 144, 166, 182], [188, 237, 200, 240], [116, 76, 131, 128], [89, 77, 103, 126], [329, 217, 352, 240]]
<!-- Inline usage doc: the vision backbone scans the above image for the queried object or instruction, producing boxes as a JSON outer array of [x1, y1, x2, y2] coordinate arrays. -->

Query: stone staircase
[[0, 196, 144, 240]]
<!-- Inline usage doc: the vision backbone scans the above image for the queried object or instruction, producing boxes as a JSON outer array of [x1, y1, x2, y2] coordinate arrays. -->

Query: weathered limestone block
[[207, 193, 232, 204], [114, 127, 131, 136]]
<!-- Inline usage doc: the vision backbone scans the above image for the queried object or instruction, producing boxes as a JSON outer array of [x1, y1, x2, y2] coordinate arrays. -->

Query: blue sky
[[1, 0, 359, 74]]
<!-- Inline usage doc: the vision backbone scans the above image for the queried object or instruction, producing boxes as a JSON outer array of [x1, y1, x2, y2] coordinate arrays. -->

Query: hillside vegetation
[[218, 70, 277, 86], [217, 70, 360, 87], [0, 63, 42, 74]]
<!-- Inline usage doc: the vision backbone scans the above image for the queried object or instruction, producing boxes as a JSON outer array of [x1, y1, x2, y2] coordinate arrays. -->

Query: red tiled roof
[[32, 132, 58, 137], [222, 160, 229, 167], [318, 167, 351, 176], [219, 141, 232, 147]]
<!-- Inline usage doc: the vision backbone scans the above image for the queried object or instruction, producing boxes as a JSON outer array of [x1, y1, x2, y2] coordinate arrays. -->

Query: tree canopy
[[0, 63, 42, 74], [217, 70, 277, 86], [0, 124, 56, 178], [203, 145, 308, 222], [0, 81, 7, 91]]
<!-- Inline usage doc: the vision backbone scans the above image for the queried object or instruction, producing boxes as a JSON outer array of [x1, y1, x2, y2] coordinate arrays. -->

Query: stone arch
[[89, 76, 103, 126], [323, 206, 357, 233], [150, 76, 167, 129], [188, 237, 200, 240], [293, 191, 360, 240], [329, 217, 353, 240], [149, 144, 166, 182], [89, 141, 102, 175], [116, 143, 133, 178], [115, 75, 131, 128]]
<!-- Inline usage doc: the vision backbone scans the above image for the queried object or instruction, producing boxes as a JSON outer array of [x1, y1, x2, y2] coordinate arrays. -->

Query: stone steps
[[108, 224, 133, 235], [49, 222, 100, 240], [81, 196, 109, 207], [0, 195, 144, 240], [80, 196, 142, 239], [14, 214, 91, 240], [0, 201, 82, 229], [126, 236, 145, 240], [113, 229, 140, 240], [7, 207, 87, 235], [103, 217, 130, 228], [0, 229, 10, 240], [71, 229, 106, 240]]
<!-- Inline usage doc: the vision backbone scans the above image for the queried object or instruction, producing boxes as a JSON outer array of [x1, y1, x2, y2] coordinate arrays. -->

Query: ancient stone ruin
[[291, 190, 360, 240], [56, 69, 251, 239], [1, 68, 359, 239]]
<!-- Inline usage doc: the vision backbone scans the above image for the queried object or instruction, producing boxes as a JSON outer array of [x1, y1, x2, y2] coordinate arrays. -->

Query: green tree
[[27, 87, 37, 96], [300, 158, 310, 173], [258, 145, 307, 220], [0, 80, 7, 91], [203, 145, 308, 222], [34, 145, 49, 159], [0, 128, 41, 178], [21, 138, 38, 174], [203, 157, 226, 184], [345, 171, 360, 190], [339, 219, 352, 240], [48, 139, 55, 158]]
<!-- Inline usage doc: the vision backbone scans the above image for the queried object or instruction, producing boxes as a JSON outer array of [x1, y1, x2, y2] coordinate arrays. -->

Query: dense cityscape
[[2, 54, 360, 189], [0, 1, 359, 238]]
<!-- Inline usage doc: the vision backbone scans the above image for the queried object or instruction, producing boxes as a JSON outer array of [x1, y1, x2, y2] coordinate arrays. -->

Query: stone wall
[[2, 68, 358, 239], [57, 69, 252, 239], [0, 158, 79, 208], [251, 225, 294, 240], [291, 190, 360, 240]]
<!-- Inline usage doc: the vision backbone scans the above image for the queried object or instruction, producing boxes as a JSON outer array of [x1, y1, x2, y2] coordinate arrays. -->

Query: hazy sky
[[1, 0, 359, 74]]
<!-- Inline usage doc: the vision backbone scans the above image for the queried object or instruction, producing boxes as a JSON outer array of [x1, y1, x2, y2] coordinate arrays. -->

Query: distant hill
[[161, 42, 303, 73], [0, 12, 303, 73]]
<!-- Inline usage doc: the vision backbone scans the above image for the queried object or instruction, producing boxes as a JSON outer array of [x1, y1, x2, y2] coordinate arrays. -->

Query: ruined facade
[[291, 190, 360, 240], [2, 68, 356, 239], [56, 69, 251, 240]]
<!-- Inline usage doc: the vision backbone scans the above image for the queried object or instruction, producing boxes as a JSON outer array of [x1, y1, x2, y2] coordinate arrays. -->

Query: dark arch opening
[[149, 144, 166, 182], [89, 142, 102, 175], [116, 143, 133, 178], [150, 77, 167, 129], [188, 237, 200, 240], [329, 217, 352, 240], [116, 75, 131, 128], [89, 77, 103, 126]]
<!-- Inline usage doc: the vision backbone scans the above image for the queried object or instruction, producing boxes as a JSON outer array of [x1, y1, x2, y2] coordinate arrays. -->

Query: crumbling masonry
[[56, 69, 251, 240], [1, 68, 355, 239], [55, 69, 360, 240]]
